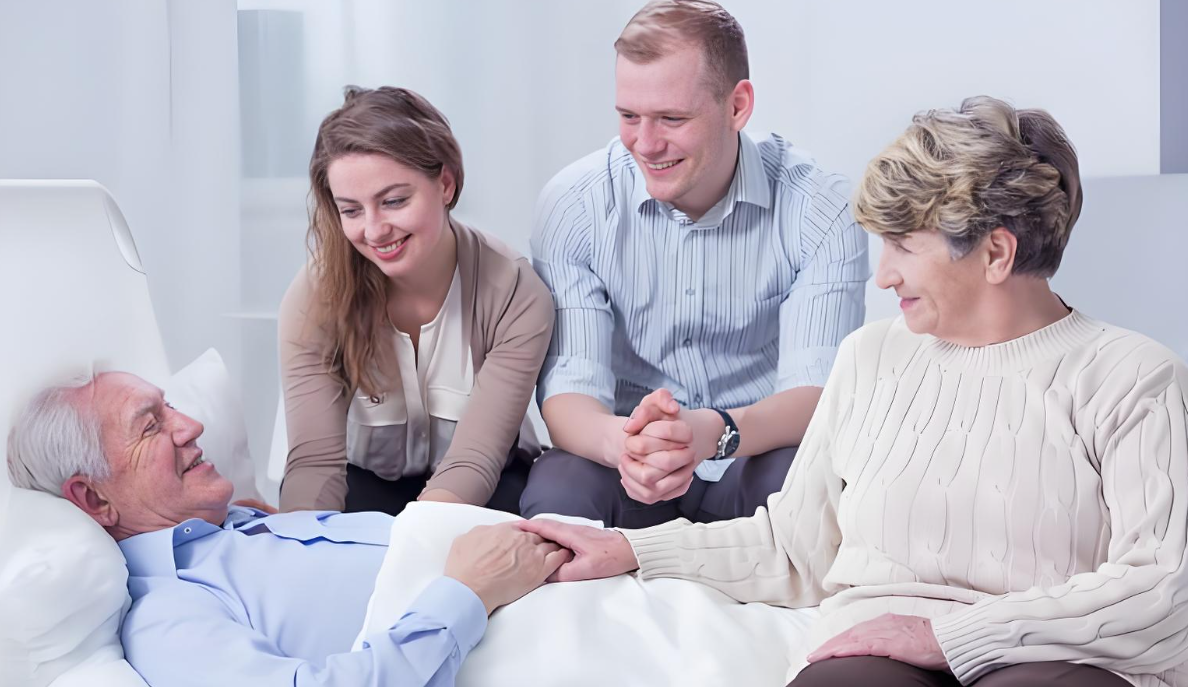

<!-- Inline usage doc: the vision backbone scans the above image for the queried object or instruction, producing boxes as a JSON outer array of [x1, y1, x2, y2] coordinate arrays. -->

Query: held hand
[[444, 522, 572, 615], [806, 614, 950, 672], [515, 519, 638, 582]]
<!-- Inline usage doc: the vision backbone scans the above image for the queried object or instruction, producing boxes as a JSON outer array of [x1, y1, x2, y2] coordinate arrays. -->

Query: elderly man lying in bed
[[6, 371, 569, 687]]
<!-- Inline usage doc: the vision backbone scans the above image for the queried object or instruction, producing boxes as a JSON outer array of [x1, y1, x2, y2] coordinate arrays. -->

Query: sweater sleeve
[[277, 267, 351, 512], [423, 259, 555, 504], [932, 344, 1188, 684], [620, 333, 857, 608]]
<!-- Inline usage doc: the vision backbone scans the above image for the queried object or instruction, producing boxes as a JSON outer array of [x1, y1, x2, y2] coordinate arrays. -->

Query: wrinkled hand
[[619, 389, 698, 503], [807, 614, 950, 672], [516, 519, 638, 582], [444, 522, 572, 615], [232, 498, 278, 514]]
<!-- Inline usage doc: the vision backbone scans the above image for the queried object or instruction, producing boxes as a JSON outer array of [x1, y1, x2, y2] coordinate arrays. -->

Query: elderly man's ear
[[62, 476, 119, 528]]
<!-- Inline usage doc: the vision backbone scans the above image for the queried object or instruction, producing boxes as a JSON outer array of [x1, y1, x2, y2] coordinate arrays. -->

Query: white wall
[[238, 0, 1162, 327], [0, 0, 242, 376], [737, 0, 1162, 320]]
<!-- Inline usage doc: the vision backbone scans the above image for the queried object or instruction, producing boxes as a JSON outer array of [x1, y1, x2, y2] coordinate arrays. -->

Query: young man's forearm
[[541, 393, 628, 468], [684, 386, 823, 459]]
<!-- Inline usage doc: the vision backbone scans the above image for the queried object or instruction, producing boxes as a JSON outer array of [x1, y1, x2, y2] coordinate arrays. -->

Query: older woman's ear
[[983, 227, 1018, 285]]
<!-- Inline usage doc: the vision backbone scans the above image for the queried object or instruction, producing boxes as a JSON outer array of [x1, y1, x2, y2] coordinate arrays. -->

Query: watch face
[[724, 430, 741, 456]]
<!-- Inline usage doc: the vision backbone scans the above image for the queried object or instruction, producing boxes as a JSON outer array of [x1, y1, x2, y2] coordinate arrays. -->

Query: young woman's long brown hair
[[307, 86, 464, 401]]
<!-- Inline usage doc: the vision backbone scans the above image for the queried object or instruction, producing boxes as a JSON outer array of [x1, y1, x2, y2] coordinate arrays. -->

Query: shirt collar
[[631, 131, 772, 221], [119, 506, 265, 578]]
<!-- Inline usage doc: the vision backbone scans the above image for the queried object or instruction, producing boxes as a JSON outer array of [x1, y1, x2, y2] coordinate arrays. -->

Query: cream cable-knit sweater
[[624, 311, 1188, 686]]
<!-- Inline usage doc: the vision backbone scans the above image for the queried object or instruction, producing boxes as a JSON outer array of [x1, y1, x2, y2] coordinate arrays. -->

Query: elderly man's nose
[[174, 413, 204, 445]]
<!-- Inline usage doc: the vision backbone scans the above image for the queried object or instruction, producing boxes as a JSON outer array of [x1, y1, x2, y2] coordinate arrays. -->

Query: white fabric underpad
[[355, 502, 820, 686]]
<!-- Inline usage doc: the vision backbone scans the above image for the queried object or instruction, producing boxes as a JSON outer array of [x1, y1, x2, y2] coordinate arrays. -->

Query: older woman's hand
[[807, 613, 949, 672]]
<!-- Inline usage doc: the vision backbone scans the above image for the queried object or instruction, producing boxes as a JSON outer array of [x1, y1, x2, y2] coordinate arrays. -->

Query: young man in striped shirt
[[521, 0, 868, 527]]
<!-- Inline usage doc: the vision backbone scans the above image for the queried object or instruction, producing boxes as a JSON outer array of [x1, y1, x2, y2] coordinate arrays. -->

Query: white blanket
[[355, 503, 819, 686]]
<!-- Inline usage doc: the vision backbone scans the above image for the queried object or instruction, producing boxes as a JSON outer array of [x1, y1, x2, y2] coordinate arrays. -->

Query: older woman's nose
[[874, 248, 901, 290]]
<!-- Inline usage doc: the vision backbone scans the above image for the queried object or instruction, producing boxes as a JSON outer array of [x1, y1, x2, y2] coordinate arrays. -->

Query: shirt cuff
[[405, 576, 489, 656], [537, 357, 616, 409]]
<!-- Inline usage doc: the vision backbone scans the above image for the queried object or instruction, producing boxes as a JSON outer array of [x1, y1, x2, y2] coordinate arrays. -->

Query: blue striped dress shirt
[[531, 132, 869, 479]]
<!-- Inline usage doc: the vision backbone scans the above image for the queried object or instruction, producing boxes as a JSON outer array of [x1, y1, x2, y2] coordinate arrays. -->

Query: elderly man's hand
[[807, 614, 950, 672], [444, 522, 572, 615], [516, 519, 638, 582]]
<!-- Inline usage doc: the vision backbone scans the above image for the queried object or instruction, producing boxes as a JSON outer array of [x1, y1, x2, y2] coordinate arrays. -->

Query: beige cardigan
[[277, 220, 554, 511]]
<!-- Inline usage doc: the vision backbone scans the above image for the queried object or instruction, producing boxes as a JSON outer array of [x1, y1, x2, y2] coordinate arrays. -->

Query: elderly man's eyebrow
[[127, 395, 164, 429]]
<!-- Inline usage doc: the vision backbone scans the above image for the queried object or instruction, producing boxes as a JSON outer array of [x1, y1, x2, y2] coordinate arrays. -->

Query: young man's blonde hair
[[855, 96, 1083, 278], [614, 0, 749, 98]]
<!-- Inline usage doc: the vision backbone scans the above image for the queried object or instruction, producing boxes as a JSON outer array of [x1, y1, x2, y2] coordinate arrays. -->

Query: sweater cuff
[[617, 518, 695, 579], [930, 603, 1011, 685]]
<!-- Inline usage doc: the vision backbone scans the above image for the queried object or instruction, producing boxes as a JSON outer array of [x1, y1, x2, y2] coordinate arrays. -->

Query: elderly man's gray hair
[[6, 375, 109, 495]]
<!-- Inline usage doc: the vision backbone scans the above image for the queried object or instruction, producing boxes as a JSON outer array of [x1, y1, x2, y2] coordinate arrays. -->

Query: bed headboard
[[0, 180, 171, 492]]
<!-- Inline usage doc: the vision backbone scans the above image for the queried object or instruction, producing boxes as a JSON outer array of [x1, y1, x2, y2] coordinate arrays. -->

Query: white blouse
[[344, 269, 475, 480]]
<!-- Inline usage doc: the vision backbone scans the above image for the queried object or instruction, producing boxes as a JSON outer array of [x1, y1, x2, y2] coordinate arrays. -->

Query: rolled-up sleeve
[[529, 172, 616, 410], [777, 178, 869, 391]]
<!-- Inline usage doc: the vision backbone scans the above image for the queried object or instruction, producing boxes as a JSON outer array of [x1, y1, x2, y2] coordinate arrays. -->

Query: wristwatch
[[710, 408, 740, 460]]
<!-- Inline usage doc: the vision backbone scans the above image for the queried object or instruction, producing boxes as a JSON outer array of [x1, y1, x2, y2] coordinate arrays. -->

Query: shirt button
[[183, 527, 192, 534], [694, 394, 703, 404], [685, 288, 695, 296], [683, 337, 692, 346]]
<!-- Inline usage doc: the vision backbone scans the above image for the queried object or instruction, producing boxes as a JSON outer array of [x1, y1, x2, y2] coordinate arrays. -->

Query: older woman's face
[[875, 230, 988, 341]]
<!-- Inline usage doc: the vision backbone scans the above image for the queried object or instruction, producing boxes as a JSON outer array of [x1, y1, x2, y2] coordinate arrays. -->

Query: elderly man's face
[[85, 372, 234, 535]]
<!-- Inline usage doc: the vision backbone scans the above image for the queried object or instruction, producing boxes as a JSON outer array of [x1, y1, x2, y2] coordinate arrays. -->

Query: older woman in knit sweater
[[520, 96, 1188, 687]]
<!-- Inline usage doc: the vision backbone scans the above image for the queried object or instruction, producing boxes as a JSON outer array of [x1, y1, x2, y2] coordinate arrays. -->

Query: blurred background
[[1, 0, 1184, 495]]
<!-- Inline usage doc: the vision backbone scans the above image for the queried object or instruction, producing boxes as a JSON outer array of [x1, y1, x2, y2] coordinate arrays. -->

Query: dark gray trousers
[[519, 446, 797, 527], [790, 657, 1129, 687]]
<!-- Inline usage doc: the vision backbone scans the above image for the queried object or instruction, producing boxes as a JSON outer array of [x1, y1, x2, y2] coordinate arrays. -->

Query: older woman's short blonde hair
[[854, 96, 1083, 278]]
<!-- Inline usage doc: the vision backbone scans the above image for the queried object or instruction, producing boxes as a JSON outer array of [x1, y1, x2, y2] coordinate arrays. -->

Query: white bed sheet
[[356, 503, 820, 687]]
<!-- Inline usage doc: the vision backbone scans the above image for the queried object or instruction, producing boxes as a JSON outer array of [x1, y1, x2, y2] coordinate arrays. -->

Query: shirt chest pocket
[[427, 385, 470, 422], [346, 395, 408, 476]]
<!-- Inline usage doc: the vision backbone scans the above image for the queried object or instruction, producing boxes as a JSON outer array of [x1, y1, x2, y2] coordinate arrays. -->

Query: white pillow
[[0, 487, 146, 687], [162, 348, 261, 502], [0, 348, 260, 687], [356, 503, 821, 687]]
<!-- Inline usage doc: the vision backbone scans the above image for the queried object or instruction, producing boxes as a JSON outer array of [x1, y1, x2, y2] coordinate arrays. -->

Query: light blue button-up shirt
[[532, 133, 869, 479], [118, 507, 486, 686]]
